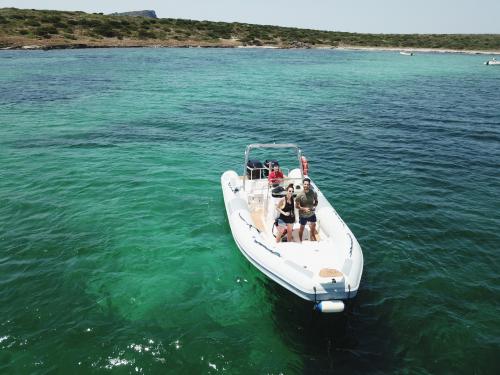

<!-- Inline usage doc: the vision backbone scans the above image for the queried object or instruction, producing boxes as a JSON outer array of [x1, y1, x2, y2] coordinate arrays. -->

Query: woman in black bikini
[[275, 183, 296, 243]]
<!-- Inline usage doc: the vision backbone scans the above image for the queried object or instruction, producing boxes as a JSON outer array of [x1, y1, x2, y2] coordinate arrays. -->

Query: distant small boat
[[400, 51, 414, 56], [484, 57, 500, 65]]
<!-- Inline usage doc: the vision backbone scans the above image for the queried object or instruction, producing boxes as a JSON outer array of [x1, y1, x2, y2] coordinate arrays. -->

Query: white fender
[[315, 300, 345, 313]]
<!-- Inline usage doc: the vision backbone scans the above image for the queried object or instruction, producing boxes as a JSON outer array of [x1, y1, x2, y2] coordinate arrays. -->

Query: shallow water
[[0, 48, 499, 374]]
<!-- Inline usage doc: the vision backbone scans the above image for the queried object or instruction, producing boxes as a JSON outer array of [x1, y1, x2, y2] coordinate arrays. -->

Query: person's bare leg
[[298, 225, 305, 242], [310, 223, 317, 241], [286, 224, 293, 242], [276, 227, 286, 243], [275, 229, 282, 243]]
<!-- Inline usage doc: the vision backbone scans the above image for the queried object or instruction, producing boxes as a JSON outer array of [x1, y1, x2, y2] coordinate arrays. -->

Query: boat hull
[[221, 169, 363, 307]]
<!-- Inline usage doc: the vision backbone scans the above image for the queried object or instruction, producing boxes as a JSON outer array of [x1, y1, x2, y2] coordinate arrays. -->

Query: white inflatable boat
[[221, 144, 363, 313], [485, 57, 500, 65]]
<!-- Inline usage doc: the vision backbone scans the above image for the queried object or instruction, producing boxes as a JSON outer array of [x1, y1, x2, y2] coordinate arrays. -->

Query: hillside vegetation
[[1, 7, 500, 51]]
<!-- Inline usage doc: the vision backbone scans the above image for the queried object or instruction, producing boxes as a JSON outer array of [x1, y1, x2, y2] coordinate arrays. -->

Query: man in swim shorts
[[295, 178, 318, 241]]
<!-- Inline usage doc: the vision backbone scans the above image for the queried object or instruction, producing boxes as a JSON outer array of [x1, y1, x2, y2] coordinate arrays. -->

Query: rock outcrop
[[109, 10, 157, 18]]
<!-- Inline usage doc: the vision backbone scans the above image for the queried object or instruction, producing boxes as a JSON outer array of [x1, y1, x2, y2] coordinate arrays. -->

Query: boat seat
[[319, 268, 342, 278]]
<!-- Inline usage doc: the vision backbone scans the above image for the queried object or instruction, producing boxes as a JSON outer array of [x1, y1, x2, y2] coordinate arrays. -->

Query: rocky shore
[[2, 38, 499, 55]]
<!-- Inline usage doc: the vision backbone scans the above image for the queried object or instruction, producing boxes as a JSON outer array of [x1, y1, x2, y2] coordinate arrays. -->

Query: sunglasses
[[287, 190, 294, 193]]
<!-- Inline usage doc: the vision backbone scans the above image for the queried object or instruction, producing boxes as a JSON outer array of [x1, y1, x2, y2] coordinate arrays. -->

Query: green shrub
[[105, 19, 123, 28], [78, 18, 102, 27], [138, 29, 156, 39], [119, 28, 131, 36], [41, 15, 61, 23], [206, 31, 220, 39], [1, 16, 12, 24], [52, 21, 66, 28], [94, 24, 119, 37], [125, 23, 138, 31], [26, 18, 41, 27], [155, 31, 167, 39], [175, 19, 196, 27], [34, 25, 58, 37]]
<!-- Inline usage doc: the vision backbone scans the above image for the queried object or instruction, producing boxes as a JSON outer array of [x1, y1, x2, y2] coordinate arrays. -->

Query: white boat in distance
[[400, 51, 414, 56], [221, 144, 363, 313], [485, 57, 500, 65]]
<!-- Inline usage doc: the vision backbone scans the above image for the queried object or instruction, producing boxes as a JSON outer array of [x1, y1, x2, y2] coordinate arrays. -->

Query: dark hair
[[287, 183, 294, 190], [303, 178, 311, 184]]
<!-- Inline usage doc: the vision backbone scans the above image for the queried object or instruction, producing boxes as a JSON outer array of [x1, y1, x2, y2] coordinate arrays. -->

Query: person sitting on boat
[[275, 183, 296, 243], [295, 178, 318, 242], [268, 162, 284, 186]]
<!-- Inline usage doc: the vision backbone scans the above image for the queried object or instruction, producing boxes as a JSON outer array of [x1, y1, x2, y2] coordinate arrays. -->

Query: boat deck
[[250, 209, 266, 232]]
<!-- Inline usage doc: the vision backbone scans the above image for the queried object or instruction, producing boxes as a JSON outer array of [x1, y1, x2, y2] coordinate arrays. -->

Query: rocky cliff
[[109, 10, 157, 18]]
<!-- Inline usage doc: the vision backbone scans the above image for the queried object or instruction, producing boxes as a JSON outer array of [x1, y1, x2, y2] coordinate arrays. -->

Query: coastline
[[2, 44, 499, 55], [334, 45, 500, 55], [1, 37, 499, 55]]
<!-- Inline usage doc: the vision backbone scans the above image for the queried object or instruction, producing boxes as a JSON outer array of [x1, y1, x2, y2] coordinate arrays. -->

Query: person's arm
[[276, 198, 286, 215], [295, 196, 302, 212]]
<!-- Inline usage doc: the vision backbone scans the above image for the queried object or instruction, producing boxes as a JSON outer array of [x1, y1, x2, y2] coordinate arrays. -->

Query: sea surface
[[0, 48, 499, 374]]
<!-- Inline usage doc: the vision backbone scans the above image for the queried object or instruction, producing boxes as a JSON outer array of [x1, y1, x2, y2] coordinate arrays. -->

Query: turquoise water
[[0, 48, 499, 374]]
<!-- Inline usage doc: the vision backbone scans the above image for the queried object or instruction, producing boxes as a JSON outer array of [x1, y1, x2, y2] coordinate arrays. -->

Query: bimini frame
[[243, 143, 304, 191]]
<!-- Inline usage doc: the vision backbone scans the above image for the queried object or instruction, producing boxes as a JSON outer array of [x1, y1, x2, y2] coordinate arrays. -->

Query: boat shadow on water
[[259, 276, 400, 374]]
